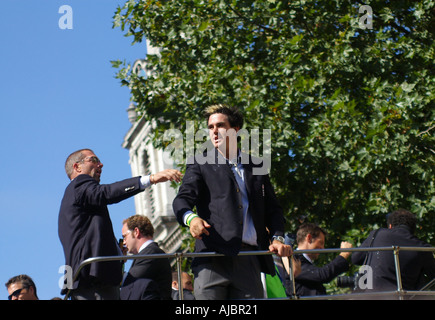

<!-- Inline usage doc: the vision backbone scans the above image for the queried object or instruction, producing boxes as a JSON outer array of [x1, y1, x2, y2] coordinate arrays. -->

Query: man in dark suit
[[172, 104, 291, 299], [120, 215, 172, 300], [119, 278, 160, 300], [171, 271, 195, 300], [352, 209, 435, 292], [294, 223, 353, 296], [58, 148, 181, 300]]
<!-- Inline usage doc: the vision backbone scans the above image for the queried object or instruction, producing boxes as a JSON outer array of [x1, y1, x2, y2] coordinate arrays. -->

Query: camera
[[337, 272, 361, 291]]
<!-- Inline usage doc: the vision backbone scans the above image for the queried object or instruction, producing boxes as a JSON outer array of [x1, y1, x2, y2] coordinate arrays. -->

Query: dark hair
[[123, 215, 154, 238], [296, 223, 327, 244], [5, 274, 38, 299], [387, 209, 416, 234], [203, 104, 244, 129]]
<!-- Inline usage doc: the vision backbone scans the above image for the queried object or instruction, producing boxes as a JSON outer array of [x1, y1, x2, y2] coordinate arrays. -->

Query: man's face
[[306, 232, 325, 261], [122, 223, 138, 255], [75, 150, 103, 182], [7, 283, 36, 300], [207, 113, 239, 152], [181, 272, 194, 292]]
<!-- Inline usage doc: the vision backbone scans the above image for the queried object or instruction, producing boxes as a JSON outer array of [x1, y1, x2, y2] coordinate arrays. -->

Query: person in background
[[171, 271, 195, 300], [5, 274, 39, 300], [121, 215, 172, 300], [294, 223, 353, 296], [352, 209, 435, 292]]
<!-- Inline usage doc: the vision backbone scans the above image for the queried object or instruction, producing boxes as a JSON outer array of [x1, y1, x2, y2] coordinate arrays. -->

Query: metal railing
[[291, 246, 435, 300], [64, 246, 435, 300]]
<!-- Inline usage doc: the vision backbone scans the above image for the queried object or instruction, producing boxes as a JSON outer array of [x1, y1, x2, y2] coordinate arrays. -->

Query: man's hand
[[151, 169, 182, 184], [339, 241, 353, 260], [189, 217, 211, 240], [269, 240, 292, 257]]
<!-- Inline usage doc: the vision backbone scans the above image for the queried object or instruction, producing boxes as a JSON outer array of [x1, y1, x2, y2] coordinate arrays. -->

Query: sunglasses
[[77, 156, 101, 164], [8, 287, 26, 300]]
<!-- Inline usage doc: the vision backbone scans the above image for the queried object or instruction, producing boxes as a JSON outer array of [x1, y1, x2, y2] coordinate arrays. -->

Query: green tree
[[113, 0, 435, 246]]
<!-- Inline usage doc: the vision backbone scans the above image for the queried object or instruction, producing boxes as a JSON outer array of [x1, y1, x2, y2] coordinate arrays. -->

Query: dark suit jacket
[[120, 278, 160, 300], [121, 242, 172, 300], [352, 226, 435, 291], [58, 174, 142, 293], [172, 149, 285, 274], [295, 254, 350, 296]]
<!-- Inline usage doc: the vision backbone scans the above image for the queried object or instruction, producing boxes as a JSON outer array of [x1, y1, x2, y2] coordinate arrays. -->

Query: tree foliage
[[113, 0, 435, 245]]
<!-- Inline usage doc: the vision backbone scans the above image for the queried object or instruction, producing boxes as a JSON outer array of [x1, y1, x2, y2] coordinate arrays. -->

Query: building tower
[[122, 40, 186, 254]]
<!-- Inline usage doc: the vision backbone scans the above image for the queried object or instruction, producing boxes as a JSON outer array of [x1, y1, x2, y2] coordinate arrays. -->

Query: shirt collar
[[138, 239, 154, 253]]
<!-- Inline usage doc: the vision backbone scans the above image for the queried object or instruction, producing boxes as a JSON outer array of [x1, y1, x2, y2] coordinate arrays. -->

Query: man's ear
[[133, 227, 140, 238], [306, 234, 313, 244], [72, 162, 81, 174], [172, 281, 178, 289]]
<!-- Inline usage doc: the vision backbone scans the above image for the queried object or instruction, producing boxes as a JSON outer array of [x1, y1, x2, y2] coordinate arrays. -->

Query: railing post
[[176, 253, 184, 300], [288, 255, 298, 299], [392, 246, 404, 299]]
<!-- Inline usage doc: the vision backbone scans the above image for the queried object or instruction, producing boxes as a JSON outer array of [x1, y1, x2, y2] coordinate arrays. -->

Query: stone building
[[122, 40, 186, 254]]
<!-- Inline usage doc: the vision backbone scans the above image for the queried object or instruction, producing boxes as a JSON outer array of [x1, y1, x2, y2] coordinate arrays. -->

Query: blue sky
[[0, 0, 147, 299]]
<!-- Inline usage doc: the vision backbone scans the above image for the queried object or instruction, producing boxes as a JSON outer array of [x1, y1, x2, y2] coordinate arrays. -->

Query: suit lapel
[[243, 161, 254, 197]]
